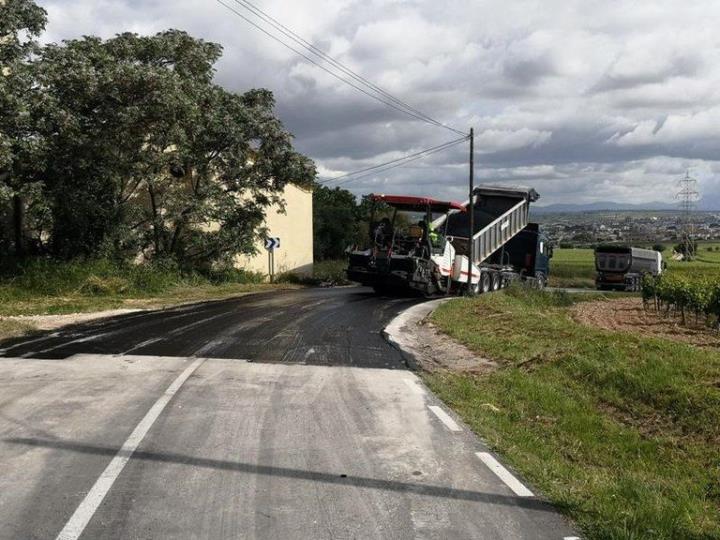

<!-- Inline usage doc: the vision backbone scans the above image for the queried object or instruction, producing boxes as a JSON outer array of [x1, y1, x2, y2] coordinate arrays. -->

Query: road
[[0, 287, 577, 539]]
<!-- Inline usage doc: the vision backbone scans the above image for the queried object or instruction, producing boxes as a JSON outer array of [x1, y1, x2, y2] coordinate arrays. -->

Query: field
[[426, 287, 720, 540], [550, 241, 720, 288]]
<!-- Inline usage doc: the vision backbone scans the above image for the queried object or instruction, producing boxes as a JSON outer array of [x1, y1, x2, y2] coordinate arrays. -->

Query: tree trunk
[[13, 194, 24, 257], [148, 184, 162, 256]]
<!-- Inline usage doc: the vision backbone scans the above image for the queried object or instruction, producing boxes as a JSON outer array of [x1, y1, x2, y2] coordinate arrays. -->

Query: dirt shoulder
[[571, 296, 720, 349], [385, 299, 498, 373]]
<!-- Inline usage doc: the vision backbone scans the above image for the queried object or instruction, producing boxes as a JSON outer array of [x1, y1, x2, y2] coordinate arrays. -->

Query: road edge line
[[55, 357, 206, 540], [428, 405, 463, 432], [475, 452, 534, 497]]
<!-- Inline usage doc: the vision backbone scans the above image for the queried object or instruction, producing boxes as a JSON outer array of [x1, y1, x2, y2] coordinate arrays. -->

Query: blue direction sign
[[265, 237, 281, 251]]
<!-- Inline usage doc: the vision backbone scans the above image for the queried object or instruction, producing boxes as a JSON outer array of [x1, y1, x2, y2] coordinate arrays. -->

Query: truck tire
[[491, 272, 501, 291], [481, 272, 491, 294]]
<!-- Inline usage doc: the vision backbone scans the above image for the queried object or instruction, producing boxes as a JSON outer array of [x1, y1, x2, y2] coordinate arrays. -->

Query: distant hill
[[533, 201, 680, 213]]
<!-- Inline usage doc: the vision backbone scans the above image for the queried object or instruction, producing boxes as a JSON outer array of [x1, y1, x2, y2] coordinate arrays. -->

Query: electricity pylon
[[675, 170, 700, 260]]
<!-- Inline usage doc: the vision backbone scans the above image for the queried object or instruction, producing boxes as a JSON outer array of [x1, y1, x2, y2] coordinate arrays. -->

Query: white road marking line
[[29, 312, 231, 359], [120, 337, 164, 356], [0, 332, 61, 355], [55, 357, 206, 540], [428, 405, 462, 432], [403, 379, 425, 395], [564, 537, 581, 540], [476, 452, 534, 497], [22, 333, 112, 358]]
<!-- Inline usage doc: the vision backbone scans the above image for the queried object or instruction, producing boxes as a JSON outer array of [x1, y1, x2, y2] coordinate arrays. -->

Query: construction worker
[[429, 222, 442, 247]]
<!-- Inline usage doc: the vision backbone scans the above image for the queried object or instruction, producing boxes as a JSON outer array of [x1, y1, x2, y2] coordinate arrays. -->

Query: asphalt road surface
[[1, 287, 578, 539]]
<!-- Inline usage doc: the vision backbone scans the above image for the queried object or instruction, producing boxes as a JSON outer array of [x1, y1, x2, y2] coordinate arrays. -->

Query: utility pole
[[676, 170, 699, 261], [466, 128, 475, 294]]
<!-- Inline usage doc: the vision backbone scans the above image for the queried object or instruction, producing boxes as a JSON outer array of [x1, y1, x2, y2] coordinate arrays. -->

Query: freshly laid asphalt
[[0, 288, 417, 366], [0, 287, 578, 539]]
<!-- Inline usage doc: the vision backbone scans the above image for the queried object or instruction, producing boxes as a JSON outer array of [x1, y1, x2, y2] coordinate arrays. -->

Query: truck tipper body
[[346, 185, 552, 295], [594, 245, 663, 291]]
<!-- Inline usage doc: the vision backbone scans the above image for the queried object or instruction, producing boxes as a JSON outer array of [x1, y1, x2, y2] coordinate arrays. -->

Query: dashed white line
[[0, 332, 61, 355], [476, 452, 534, 497], [403, 379, 425, 395], [22, 333, 110, 358], [428, 405, 462, 432], [564, 537, 581, 540], [120, 337, 164, 356], [55, 357, 206, 540]]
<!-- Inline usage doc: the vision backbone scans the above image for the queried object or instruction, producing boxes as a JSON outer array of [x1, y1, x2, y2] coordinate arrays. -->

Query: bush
[[0, 257, 267, 299], [79, 275, 131, 295]]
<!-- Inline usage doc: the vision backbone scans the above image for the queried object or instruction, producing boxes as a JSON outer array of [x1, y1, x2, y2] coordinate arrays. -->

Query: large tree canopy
[[28, 29, 315, 264], [0, 0, 48, 255]]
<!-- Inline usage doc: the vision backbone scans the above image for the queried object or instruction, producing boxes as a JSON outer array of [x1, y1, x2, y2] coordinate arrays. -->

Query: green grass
[[550, 242, 720, 288], [549, 248, 596, 288], [425, 287, 720, 540], [277, 259, 351, 286], [0, 258, 285, 319]]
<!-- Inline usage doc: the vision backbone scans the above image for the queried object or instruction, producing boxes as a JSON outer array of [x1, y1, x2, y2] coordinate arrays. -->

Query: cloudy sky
[[38, 0, 720, 208]]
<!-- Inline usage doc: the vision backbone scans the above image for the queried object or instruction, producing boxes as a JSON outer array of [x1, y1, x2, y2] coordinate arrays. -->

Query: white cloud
[[36, 0, 720, 207]]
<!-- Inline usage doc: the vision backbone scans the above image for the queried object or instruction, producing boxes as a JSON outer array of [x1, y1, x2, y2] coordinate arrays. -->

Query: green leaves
[[20, 27, 315, 264], [0, 0, 47, 66], [0, 2, 316, 267], [643, 273, 720, 324]]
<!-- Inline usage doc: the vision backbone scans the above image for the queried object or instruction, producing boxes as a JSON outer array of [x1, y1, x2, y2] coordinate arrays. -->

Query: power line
[[320, 136, 469, 187], [228, 0, 465, 136], [214, 0, 466, 136], [319, 135, 468, 183]]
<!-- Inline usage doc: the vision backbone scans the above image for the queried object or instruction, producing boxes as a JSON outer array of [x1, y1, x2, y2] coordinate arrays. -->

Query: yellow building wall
[[235, 183, 314, 277]]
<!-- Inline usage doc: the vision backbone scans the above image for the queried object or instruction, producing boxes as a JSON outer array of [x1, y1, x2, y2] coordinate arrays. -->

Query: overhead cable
[[215, 0, 467, 136], [319, 135, 469, 187]]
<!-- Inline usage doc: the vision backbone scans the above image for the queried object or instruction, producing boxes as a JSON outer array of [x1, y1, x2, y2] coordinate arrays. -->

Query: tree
[[0, 0, 47, 256], [674, 240, 698, 258], [312, 188, 398, 260], [652, 243, 666, 253], [33, 31, 315, 265], [313, 186, 360, 260]]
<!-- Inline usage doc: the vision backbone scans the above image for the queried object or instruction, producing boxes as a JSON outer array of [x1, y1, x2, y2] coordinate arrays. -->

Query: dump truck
[[594, 245, 664, 291], [346, 185, 551, 295]]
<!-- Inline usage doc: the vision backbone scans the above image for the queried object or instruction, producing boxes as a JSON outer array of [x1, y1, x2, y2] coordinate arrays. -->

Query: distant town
[[532, 210, 720, 247]]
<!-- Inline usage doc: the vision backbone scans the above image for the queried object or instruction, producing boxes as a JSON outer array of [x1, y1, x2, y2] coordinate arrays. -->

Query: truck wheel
[[491, 273, 501, 291], [481, 272, 491, 294]]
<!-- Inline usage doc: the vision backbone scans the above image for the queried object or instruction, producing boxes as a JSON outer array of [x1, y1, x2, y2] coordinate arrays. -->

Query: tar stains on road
[[0, 288, 422, 369]]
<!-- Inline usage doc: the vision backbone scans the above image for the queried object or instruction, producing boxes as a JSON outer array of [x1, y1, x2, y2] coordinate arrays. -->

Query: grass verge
[[0, 258, 297, 341], [425, 287, 720, 540]]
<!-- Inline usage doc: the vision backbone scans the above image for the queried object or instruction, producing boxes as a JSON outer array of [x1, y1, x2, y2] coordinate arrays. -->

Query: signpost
[[265, 237, 281, 283]]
